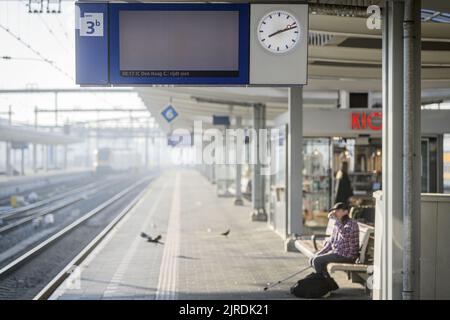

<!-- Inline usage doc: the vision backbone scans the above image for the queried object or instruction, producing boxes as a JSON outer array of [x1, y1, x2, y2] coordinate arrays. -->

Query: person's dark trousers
[[310, 252, 355, 278]]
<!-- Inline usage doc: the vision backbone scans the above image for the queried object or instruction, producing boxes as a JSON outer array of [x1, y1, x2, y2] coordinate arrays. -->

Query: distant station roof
[[0, 121, 82, 145]]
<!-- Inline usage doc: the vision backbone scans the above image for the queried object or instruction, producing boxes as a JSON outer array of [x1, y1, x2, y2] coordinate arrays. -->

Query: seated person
[[309, 202, 360, 282]]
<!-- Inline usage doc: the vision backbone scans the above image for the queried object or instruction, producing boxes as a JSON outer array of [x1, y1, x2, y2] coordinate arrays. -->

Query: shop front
[[269, 109, 448, 233]]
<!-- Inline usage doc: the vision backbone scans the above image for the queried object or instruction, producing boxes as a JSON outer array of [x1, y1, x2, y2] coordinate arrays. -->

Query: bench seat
[[327, 263, 371, 274], [294, 218, 375, 285]]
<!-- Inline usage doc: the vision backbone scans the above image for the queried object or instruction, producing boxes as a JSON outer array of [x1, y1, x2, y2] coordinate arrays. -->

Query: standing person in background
[[334, 161, 353, 204]]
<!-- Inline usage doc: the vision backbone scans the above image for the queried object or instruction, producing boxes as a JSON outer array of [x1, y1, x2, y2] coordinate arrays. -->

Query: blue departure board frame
[[75, 2, 109, 85], [108, 3, 250, 85]]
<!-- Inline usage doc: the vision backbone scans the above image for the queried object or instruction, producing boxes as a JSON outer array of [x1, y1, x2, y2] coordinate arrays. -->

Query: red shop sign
[[351, 112, 382, 131]]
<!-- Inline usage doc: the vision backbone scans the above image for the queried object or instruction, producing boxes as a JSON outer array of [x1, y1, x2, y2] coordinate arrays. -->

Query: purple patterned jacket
[[317, 216, 360, 260]]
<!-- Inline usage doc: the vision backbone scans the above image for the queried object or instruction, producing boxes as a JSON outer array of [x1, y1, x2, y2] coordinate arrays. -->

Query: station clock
[[257, 10, 301, 54]]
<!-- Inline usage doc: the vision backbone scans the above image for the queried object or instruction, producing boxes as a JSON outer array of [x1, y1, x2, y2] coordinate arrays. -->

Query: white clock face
[[257, 11, 301, 54]]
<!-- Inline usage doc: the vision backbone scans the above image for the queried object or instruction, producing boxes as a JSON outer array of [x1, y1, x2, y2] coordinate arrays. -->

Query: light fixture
[[47, 0, 61, 14], [28, 0, 43, 14]]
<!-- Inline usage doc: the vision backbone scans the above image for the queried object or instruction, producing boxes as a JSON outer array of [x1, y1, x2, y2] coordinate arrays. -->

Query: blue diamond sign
[[161, 105, 178, 123]]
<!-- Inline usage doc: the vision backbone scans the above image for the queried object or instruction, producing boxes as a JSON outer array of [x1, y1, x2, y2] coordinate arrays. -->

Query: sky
[[0, 0, 149, 126]]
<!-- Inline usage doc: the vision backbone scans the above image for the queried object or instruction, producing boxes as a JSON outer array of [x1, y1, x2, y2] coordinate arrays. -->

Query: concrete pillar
[[145, 121, 149, 169], [402, 0, 421, 300], [20, 148, 25, 176], [33, 106, 38, 173], [251, 103, 267, 221], [5, 142, 11, 176], [53, 145, 57, 169], [285, 86, 303, 251], [6, 106, 12, 176], [45, 145, 49, 171], [437, 135, 444, 193], [234, 116, 244, 206], [380, 0, 405, 300], [63, 145, 68, 170], [33, 144, 38, 173]]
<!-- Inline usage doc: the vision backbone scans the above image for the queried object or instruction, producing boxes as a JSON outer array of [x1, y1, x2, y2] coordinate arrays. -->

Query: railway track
[[0, 173, 156, 300], [0, 172, 99, 208], [0, 175, 125, 234]]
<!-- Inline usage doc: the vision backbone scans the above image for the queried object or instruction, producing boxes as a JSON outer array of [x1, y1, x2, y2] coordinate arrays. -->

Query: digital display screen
[[119, 11, 240, 78]]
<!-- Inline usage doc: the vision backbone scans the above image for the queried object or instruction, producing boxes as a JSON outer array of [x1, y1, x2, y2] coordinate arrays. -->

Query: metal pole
[[378, 0, 405, 300], [6, 105, 12, 176], [403, 0, 421, 300], [63, 145, 68, 170], [54, 92, 58, 127], [54, 93, 58, 169], [145, 119, 149, 169], [33, 106, 38, 173], [285, 86, 303, 251], [20, 148, 25, 176], [234, 116, 244, 206], [86, 125, 91, 168], [251, 103, 267, 221]]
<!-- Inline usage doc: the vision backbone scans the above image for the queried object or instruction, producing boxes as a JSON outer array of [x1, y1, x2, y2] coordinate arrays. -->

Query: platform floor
[[51, 169, 368, 300]]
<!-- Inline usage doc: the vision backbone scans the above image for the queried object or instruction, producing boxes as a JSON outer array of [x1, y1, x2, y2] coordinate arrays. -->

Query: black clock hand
[[268, 25, 297, 38]]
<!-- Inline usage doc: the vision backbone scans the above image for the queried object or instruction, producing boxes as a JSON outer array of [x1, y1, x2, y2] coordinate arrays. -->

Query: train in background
[[94, 147, 143, 174]]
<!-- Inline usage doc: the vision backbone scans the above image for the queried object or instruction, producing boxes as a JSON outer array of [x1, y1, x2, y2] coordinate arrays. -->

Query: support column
[[234, 116, 244, 206], [285, 86, 303, 251], [20, 147, 25, 176], [6, 105, 12, 176], [402, 0, 421, 300], [33, 106, 38, 173], [145, 120, 149, 169], [45, 145, 49, 171], [5, 142, 11, 176], [379, 0, 405, 300], [63, 145, 68, 170], [251, 103, 267, 221]]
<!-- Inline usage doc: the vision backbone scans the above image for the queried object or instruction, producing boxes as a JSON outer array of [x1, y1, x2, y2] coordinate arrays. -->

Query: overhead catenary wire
[[0, 22, 73, 80], [37, 14, 69, 53], [1, 55, 42, 61], [54, 14, 72, 45]]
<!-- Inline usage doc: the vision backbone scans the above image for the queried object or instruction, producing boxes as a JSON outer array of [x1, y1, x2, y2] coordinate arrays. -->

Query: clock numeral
[[261, 38, 265, 42], [268, 44, 271, 48], [285, 45, 289, 49], [277, 46, 279, 51], [292, 39, 296, 43]]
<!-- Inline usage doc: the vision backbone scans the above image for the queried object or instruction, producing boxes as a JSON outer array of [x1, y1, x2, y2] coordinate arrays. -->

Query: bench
[[294, 218, 375, 286]]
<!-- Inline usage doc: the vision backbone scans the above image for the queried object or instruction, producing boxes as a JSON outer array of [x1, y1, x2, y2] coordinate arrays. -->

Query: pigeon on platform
[[140, 232, 164, 244], [221, 229, 230, 237]]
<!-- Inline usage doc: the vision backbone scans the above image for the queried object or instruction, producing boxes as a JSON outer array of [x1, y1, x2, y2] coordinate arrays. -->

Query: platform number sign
[[80, 12, 104, 37], [161, 105, 178, 123]]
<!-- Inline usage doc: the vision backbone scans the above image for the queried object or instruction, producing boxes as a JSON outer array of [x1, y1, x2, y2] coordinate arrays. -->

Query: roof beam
[[309, 46, 450, 66], [310, 14, 450, 42]]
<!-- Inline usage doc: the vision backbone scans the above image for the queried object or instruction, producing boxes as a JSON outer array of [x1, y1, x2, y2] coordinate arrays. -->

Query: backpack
[[290, 272, 337, 298]]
